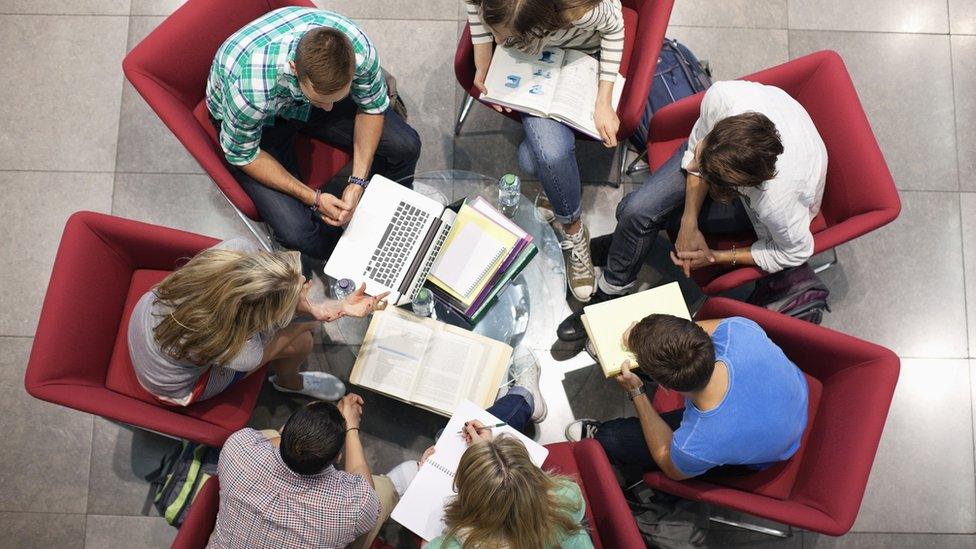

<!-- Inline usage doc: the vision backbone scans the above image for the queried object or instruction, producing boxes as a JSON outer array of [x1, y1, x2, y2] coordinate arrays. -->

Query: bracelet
[[309, 189, 322, 212], [348, 175, 369, 189], [731, 245, 738, 267], [346, 427, 360, 434]]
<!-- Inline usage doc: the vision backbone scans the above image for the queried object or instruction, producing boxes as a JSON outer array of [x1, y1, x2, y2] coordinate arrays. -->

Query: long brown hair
[[443, 436, 585, 548], [469, 0, 602, 50], [152, 247, 303, 367]]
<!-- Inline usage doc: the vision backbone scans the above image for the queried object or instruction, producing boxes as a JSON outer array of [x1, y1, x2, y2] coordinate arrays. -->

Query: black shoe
[[556, 289, 615, 341], [565, 419, 602, 441], [590, 234, 613, 268]]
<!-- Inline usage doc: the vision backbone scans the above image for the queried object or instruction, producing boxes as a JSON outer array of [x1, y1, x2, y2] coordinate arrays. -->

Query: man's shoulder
[[223, 428, 273, 460]]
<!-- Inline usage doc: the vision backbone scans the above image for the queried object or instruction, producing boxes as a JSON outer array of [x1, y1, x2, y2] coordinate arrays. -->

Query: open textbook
[[391, 400, 549, 541], [582, 282, 692, 377], [481, 46, 625, 140], [349, 307, 512, 416]]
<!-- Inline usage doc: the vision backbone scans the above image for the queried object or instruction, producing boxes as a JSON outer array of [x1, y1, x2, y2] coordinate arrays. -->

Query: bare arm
[[632, 393, 689, 480], [337, 393, 375, 488], [595, 79, 619, 147]]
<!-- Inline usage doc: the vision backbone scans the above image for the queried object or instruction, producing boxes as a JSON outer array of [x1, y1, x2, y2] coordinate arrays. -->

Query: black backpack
[[747, 263, 831, 324], [145, 440, 220, 527]]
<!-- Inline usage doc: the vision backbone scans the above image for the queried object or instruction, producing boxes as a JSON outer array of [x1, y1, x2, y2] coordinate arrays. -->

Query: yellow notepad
[[427, 204, 519, 306], [582, 282, 692, 377]]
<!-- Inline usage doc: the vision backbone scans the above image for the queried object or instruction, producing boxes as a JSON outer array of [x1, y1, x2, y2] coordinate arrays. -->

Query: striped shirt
[[466, 0, 625, 82], [209, 429, 380, 549], [206, 7, 388, 166]]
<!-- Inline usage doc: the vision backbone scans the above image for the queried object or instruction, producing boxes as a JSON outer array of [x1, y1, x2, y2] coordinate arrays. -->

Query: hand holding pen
[[460, 419, 504, 444]]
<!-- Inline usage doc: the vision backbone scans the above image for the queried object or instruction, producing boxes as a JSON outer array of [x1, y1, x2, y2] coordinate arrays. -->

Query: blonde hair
[[443, 436, 585, 548], [152, 247, 303, 367]]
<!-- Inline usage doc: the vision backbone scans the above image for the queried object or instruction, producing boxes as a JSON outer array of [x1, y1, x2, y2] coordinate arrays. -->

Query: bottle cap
[[417, 288, 430, 300], [501, 173, 517, 185], [338, 278, 352, 289]]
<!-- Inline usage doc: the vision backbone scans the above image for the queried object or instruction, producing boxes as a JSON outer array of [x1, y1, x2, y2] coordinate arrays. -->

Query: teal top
[[426, 481, 594, 548]]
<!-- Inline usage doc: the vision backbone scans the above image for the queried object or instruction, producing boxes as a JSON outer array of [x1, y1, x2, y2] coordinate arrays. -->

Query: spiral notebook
[[427, 203, 519, 307], [390, 400, 549, 541]]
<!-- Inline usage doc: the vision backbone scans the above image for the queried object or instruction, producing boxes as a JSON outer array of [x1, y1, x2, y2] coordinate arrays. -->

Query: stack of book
[[424, 196, 537, 323]]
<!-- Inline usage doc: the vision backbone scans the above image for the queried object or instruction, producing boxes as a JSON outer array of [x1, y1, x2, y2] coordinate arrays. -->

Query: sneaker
[[534, 193, 557, 226], [565, 419, 601, 442], [270, 371, 345, 401], [511, 352, 547, 423], [561, 224, 595, 302], [386, 460, 420, 497]]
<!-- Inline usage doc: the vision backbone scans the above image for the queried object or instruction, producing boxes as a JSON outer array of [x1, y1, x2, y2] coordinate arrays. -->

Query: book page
[[352, 311, 434, 400], [548, 50, 625, 139], [410, 330, 485, 412], [482, 46, 565, 115]]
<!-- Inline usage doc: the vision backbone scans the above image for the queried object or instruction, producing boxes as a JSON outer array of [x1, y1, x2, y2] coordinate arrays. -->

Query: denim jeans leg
[[594, 410, 684, 470], [486, 394, 533, 434], [600, 141, 690, 293], [520, 115, 581, 224]]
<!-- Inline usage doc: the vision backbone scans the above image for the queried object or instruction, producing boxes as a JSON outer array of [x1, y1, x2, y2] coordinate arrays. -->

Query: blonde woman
[[423, 428, 593, 548], [127, 238, 387, 406]]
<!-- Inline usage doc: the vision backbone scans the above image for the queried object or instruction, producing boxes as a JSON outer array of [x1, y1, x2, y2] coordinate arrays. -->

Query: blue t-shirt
[[670, 317, 809, 477]]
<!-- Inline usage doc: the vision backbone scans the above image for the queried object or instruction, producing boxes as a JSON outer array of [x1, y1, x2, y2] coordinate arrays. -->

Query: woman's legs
[[266, 329, 314, 390], [265, 324, 346, 401]]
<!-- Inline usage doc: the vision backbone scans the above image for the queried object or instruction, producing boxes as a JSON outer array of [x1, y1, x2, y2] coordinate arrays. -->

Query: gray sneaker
[[561, 224, 595, 302], [510, 352, 547, 423]]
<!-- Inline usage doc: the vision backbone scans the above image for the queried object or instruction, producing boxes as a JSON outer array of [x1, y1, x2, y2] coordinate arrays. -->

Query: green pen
[[457, 422, 506, 434]]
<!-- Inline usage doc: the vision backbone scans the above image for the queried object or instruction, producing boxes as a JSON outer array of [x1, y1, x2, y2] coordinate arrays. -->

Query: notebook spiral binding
[[461, 247, 506, 298], [427, 459, 455, 477]]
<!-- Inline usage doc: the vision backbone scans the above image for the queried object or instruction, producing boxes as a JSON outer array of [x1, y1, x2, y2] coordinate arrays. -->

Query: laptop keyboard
[[410, 223, 451, 300], [364, 202, 430, 288]]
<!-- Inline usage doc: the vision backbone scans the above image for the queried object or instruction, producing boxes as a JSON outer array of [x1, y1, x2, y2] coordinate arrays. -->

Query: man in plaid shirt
[[208, 394, 398, 548], [207, 6, 421, 266]]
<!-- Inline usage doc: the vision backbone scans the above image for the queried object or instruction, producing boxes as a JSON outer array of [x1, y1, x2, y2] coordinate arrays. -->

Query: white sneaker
[[564, 419, 601, 442], [510, 352, 547, 423], [270, 371, 345, 401], [386, 460, 420, 497]]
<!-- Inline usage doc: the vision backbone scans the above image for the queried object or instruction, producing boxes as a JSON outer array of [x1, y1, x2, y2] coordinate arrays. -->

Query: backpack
[[746, 263, 831, 324], [628, 484, 709, 548], [145, 440, 220, 527], [629, 39, 713, 153]]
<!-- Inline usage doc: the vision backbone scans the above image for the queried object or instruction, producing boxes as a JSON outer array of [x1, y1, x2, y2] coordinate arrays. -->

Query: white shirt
[[682, 81, 828, 273]]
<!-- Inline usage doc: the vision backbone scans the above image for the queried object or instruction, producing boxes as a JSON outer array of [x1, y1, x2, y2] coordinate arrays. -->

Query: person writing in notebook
[[557, 80, 828, 341], [565, 314, 809, 482], [207, 6, 421, 272], [208, 395, 397, 549], [465, 0, 625, 303]]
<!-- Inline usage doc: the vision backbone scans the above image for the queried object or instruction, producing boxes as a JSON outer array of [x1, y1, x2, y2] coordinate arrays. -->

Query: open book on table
[[349, 307, 513, 416], [391, 399, 549, 541], [481, 45, 625, 140]]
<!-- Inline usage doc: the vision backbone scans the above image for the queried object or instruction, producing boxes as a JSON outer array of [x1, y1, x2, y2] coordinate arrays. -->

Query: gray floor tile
[[453, 100, 525, 177], [86, 417, 178, 516], [705, 528, 802, 547], [804, 532, 976, 548], [790, 31, 957, 192], [84, 515, 176, 549], [819, 191, 968, 358], [0, 1, 129, 15], [951, 0, 976, 34], [581, 183, 625, 238], [670, 0, 787, 29], [0, 172, 113, 337], [356, 19, 458, 174], [116, 16, 203, 175], [129, 0, 184, 15], [0, 337, 93, 514], [562, 364, 627, 423], [953, 36, 976, 192], [0, 512, 86, 549], [788, 0, 949, 33], [664, 26, 788, 81], [963, 194, 976, 356], [111, 173, 252, 240], [851, 358, 975, 533], [0, 15, 128, 172], [312, 0, 459, 20]]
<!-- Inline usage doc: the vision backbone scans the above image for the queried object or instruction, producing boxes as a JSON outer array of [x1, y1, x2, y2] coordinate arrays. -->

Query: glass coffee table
[[328, 170, 567, 354]]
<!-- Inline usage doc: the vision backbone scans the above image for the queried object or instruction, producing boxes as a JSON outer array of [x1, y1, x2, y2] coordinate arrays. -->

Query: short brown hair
[[469, 0, 601, 49], [627, 314, 715, 392], [698, 112, 783, 203], [294, 27, 355, 94]]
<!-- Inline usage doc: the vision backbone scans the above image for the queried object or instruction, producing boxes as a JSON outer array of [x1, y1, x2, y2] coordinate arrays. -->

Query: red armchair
[[122, 0, 351, 245], [643, 297, 900, 536], [654, 50, 901, 294], [24, 212, 267, 447], [543, 439, 645, 548], [454, 0, 674, 143]]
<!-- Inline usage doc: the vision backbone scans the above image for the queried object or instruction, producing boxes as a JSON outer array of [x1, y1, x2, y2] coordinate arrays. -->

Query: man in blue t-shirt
[[566, 314, 808, 480]]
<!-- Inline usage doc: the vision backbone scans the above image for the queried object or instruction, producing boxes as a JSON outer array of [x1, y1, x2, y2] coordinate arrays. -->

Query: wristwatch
[[348, 175, 369, 189], [627, 384, 646, 400]]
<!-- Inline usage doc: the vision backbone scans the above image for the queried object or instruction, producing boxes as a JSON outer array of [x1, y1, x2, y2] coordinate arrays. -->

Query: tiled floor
[[0, 1, 974, 547]]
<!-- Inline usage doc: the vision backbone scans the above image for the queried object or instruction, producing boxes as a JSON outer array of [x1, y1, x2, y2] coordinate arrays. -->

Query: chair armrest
[[617, 0, 674, 138], [648, 92, 704, 144], [172, 476, 221, 549], [573, 439, 645, 548]]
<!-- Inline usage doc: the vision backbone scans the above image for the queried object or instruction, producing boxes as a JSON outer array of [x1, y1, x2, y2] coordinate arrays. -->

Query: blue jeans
[[601, 141, 753, 293], [517, 115, 582, 224], [223, 97, 422, 262], [485, 387, 534, 434]]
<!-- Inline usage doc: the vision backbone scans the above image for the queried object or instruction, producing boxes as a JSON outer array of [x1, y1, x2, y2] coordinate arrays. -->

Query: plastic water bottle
[[498, 173, 520, 217], [331, 278, 355, 301], [412, 287, 434, 317]]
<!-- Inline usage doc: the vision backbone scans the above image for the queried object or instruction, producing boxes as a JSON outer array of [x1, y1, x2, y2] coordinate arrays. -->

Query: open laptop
[[324, 175, 456, 305]]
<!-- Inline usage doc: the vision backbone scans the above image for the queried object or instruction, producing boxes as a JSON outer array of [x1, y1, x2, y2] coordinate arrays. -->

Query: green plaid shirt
[[206, 7, 388, 166]]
